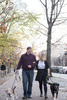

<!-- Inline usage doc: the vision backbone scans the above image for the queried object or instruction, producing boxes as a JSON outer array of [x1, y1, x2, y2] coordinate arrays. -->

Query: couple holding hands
[[17, 47, 50, 99]]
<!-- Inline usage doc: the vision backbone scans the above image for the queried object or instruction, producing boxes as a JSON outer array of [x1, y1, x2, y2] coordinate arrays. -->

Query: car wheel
[[65, 71, 67, 74]]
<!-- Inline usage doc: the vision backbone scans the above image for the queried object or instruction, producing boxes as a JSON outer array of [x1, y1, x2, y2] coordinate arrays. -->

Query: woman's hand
[[47, 68, 50, 76], [48, 73, 50, 77]]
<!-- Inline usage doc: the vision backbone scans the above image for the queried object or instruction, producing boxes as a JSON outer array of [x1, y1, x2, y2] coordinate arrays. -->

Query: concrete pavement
[[0, 70, 67, 100], [0, 71, 14, 85]]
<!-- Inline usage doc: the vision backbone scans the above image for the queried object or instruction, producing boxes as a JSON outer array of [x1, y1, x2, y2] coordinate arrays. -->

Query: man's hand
[[15, 70, 19, 74], [28, 65, 31, 68]]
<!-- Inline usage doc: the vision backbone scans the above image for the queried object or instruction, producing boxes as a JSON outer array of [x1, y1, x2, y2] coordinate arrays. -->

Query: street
[[52, 73, 67, 79], [0, 70, 67, 100]]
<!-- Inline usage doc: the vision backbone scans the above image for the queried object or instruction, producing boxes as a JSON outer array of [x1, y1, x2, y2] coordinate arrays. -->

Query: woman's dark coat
[[35, 60, 49, 82]]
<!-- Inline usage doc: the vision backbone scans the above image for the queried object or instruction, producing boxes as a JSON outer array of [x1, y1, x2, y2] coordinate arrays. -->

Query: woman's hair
[[38, 51, 46, 61]]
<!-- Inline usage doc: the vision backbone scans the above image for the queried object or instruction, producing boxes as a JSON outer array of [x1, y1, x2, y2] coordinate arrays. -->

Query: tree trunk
[[47, 27, 52, 76]]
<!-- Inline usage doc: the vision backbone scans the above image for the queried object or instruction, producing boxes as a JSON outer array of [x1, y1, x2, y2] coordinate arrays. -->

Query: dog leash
[[49, 77, 54, 83], [46, 76, 50, 84], [46, 76, 53, 84], [15, 72, 21, 82], [12, 72, 21, 90]]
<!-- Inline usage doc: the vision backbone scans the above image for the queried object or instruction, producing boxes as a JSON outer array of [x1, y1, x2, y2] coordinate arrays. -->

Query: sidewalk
[[0, 71, 67, 100], [0, 71, 14, 85]]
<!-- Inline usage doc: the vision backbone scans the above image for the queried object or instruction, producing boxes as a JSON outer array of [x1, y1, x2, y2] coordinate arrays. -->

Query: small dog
[[49, 82, 59, 100], [5, 85, 18, 100], [5, 71, 21, 100]]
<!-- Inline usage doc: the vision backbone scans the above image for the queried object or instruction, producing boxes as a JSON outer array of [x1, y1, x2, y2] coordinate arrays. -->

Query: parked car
[[51, 66, 64, 73], [56, 66, 63, 74], [51, 66, 58, 73], [51, 66, 55, 72], [63, 67, 67, 74]]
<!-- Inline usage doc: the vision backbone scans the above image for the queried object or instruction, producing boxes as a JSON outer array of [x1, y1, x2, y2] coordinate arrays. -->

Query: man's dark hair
[[27, 47, 32, 50]]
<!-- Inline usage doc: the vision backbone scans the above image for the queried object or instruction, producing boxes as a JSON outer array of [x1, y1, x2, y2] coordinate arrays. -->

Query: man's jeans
[[22, 69, 34, 97]]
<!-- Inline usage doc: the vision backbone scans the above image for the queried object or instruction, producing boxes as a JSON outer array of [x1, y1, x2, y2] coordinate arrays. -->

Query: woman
[[35, 51, 50, 99]]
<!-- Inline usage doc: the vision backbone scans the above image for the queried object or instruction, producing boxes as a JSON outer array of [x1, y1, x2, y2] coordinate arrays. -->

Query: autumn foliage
[[0, 1, 13, 34]]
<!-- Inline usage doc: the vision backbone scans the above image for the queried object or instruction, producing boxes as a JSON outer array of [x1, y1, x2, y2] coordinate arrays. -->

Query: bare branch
[[50, 0, 55, 24], [45, 0, 49, 24], [37, 30, 47, 36], [39, 0, 46, 7], [7, 24, 12, 34], [53, 19, 67, 26], [52, 0, 64, 25], [0, 11, 4, 15], [37, 21, 48, 29], [54, 0, 60, 6], [39, 0, 49, 24], [52, 34, 67, 45]]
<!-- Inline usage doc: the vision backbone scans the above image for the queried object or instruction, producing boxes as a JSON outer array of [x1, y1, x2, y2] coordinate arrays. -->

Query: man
[[1, 62, 6, 77], [17, 47, 36, 99]]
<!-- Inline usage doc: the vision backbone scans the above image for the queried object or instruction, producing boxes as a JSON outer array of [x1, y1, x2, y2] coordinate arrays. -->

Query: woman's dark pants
[[22, 69, 34, 97]]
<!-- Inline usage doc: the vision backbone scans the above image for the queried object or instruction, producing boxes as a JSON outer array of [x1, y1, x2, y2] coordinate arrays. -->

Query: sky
[[13, 0, 44, 13], [13, 0, 67, 51]]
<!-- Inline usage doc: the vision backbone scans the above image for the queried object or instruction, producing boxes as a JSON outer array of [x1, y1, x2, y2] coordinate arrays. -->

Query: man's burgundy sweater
[[17, 53, 36, 70]]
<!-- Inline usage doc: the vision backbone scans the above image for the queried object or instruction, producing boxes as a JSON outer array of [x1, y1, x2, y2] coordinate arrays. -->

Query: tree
[[0, 33, 19, 63], [0, 0, 39, 35], [40, 0, 65, 76], [0, 0, 41, 72], [0, 0, 14, 34]]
